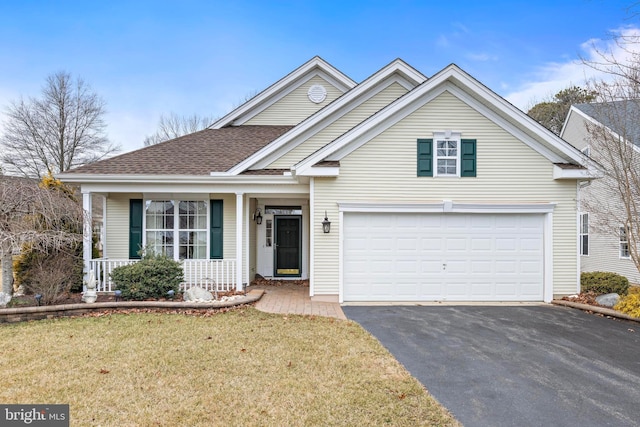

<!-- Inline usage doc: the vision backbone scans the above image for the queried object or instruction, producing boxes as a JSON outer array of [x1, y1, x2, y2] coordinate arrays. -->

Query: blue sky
[[0, 0, 637, 153]]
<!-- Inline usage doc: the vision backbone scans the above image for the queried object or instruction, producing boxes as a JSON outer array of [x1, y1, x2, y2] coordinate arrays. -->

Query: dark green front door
[[274, 216, 301, 277]]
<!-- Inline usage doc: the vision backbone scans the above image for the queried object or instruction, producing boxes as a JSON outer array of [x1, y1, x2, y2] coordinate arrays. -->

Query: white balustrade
[[89, 259, 237, 293]]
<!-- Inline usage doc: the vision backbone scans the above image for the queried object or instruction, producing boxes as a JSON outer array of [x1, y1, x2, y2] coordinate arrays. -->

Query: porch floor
[[249, 282, 346, 320]]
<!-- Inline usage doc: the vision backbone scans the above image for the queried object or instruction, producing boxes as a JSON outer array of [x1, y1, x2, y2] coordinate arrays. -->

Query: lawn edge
[[552, 299, 640, 323], [0, 289, 264, 322]]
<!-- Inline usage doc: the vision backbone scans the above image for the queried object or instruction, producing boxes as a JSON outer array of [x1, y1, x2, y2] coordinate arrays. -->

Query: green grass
[[0, 308, 459, 426]]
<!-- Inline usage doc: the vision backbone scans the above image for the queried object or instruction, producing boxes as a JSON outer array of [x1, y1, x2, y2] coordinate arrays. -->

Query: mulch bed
[[561, 292, 602, 306], [6, 278, 307, 309]]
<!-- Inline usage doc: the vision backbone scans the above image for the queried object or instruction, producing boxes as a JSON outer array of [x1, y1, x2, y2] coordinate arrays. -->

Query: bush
[[13, 248, 83, 305], [614, 293, 640, 318], [110, 253, 183, 300], [580, 271, 630, 296]]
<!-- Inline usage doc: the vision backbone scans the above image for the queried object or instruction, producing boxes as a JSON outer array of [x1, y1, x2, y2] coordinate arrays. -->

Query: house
[[57, 57, 600, 303], [561, 100, 640, 284]]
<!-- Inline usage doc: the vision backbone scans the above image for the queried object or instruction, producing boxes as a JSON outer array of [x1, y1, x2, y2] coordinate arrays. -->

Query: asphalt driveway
[[343, 305, 640, 427]]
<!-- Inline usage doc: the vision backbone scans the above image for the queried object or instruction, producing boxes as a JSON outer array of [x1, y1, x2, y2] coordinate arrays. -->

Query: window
[[145, 200, 175, 258], [620, 226, 630, 259], [436, 138, 459, 176], [145, 200, 207, 260], [579, 213, 589, 256], [417, 134, 476, 177], [178, 201, 207, 259]]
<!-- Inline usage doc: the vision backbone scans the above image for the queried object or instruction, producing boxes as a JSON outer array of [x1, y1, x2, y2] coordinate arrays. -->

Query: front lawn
[[0, 308, 458, 426]]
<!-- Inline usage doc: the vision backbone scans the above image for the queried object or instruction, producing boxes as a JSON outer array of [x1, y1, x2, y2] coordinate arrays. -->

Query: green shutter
[[417, 138, 433, 176], [461, 139, 477, 177], [129, 199, 143, 259], [210, 199, 223, 259]]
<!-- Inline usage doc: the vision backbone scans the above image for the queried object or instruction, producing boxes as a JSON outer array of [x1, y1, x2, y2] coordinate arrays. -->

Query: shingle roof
[[574, 100, 640, 147], [64, 125, 294, 175]]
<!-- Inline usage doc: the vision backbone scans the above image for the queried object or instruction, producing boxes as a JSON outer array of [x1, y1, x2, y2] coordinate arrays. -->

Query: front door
[[274, 216, 301, 277]]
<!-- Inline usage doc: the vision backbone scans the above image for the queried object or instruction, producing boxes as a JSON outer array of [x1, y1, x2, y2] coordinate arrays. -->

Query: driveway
[[343, 305, 640, 427]]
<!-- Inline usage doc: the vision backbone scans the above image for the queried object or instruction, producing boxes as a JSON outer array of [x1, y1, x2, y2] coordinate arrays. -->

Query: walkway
[[250, 282, 346, 320]]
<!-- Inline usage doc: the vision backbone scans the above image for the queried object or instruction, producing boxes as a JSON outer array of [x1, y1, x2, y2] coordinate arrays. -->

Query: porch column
[[82, 191, 92, 292], [235, 192, 243, 291]]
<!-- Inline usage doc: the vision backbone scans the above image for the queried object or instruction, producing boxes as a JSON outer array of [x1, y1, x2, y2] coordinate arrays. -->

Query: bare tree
[[0, 176, 85, 298], [581, 94, 640, 270], [580, 14, 640, 273], [0, 71, 119, 178], [143, 112, 215, 146]]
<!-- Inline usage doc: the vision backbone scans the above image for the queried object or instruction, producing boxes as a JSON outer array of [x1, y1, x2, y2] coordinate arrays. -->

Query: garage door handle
[[442, 263, 447, 270]]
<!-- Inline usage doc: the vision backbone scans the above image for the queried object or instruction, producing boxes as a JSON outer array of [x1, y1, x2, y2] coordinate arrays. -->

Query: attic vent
[[307, 84, 327, 103]]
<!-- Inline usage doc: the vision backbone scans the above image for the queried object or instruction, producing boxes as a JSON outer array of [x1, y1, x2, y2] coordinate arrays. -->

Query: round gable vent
[[307, 84, 327, 104]]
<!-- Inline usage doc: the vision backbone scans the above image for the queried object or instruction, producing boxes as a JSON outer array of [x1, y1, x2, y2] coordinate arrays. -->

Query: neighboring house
[[561, 100, 640, 284], [58, 56, 599, 303]]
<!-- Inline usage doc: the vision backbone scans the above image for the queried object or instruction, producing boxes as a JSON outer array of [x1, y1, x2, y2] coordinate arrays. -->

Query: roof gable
[[569, 100, 640, 148], [293, 64, 592, 177], [210, 56, 356, 129], [225, 58, 427, 174]]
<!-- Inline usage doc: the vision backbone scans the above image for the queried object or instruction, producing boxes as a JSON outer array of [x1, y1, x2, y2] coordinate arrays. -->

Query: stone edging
[[0, 290, 265, 324], [552, 299, 640, 323]]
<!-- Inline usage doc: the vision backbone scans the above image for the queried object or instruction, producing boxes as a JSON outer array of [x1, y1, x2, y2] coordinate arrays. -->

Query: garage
[[342, 212, 545, 302]]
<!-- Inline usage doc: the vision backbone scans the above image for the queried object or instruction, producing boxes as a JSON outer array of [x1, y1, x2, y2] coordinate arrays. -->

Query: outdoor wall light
[[322, 211, 331, 234], [253, 208, 263, 225], [35, 294, 42, 306], [167, 289, 175, 300], [114, 290, 122, 302]]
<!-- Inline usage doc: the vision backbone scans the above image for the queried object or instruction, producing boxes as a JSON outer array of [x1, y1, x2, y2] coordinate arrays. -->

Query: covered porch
[[78, 177, 311, 294]]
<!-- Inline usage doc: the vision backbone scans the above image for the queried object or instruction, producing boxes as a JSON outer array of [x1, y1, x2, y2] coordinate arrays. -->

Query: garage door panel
[[397, 237, 418, 250], [471, 260, 494, 274], [471, 237, 492, 251], [343, 212, 544, 302], [444, 260, 468, 274], [495, 238, 518, 251], [520, 238, 543, 252], [446, 237, 468, 251], [421, 260, 444, 274], [421, 237, 444, 251]]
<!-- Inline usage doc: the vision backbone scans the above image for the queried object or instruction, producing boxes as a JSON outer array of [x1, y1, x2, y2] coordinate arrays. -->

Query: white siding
[[312, 91, 579, 297], [105, 193, 138, 259], [579, 170, 640, 284], [562, 112, 590, 151], [564, 110, 640, 284], [245, 76, 343, 126], [268, 82, 409, 168], [582, 232, 640, 284], [216, 193, 238, 264]]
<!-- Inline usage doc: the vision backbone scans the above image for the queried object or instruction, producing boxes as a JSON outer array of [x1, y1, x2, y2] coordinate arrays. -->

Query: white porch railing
[[90, 259, 237, 293]]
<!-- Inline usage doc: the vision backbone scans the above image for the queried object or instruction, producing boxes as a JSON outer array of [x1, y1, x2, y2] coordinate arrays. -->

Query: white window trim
[[579, 212, 589, 256], [433, 131, 461, 177], [619, 225, 630, 259], [143, 199, 210, 260]]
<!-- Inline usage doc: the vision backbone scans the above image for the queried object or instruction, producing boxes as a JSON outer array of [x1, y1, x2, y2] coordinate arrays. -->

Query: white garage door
[[343, 212, 544, 302]]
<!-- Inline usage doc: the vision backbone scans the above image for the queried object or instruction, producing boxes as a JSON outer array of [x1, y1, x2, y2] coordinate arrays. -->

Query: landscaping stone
[[183, 287, 213, 302], [0, 292, 11, 307], [595, 293, 620, 307]]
